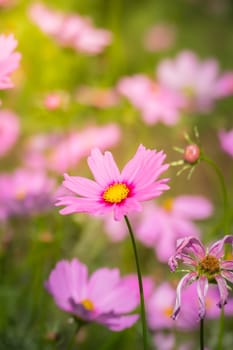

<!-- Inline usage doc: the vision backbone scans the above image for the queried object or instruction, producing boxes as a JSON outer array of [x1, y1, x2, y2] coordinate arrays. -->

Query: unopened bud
[[184, 144, 200, 164]]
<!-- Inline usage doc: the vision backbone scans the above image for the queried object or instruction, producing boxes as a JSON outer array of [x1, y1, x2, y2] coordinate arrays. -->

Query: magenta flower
[[169, 235, 233, 320], [0, 34, 21, 90], [218, 129, 233, 158], [117, 74, 185, 126], [45, 259, 139, 331], [0, 110, 20, 157], [56, 144, 169, 220]]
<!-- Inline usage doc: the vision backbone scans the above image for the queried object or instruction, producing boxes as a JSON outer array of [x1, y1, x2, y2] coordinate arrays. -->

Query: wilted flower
[[156, 50, 232, 113], [218, 129, 233, 158], [169, 235, 233, 320], [0, 110, 20, 157], [45, 258, 139, 331], [56, 144, 169, 220], [0, 34, 21, 90], [136, 196, 212, 262], [117, 74, 185, 126]]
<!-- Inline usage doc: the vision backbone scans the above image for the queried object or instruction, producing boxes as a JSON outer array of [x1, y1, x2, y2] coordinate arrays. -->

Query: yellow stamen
[[163, 306, 173, 317], [163, 198, 174, 212], [103, 183, 129, 204], [15, 189, 26, 200], [199, 255, 220, 275], [81, 299, 94, 311]]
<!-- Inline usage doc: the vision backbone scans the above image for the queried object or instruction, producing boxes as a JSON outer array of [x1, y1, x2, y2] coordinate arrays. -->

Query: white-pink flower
[[218, 129, 233, 158], [117, 74, 185, 125], [0, 34, 21, 90], [0, 110, 20, 157], [156, 50, 232, 112]]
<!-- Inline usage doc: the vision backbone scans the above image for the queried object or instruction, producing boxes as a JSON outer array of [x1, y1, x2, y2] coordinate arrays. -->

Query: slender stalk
[[66, 322, 81, 350], [124, 215, 148, 350], [201, 155, 229, 234], [217, 307, 225, 350], [200, 318, 205, 350]]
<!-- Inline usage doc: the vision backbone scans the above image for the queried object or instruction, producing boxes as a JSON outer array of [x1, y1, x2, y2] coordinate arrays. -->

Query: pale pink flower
[[29, 2, 112, 55], [121, 275, 154, 301], [75, 85, 119, 109], [136, 196, 213, 262], [156, 50, 230, 112], [23, 124, 121, 173], [56, 144, 169, 221], [218, 129, 233, 158], [214, 72, 233, 98], [0, 110, 20, 157], [153, 333, 191, 350], [43, 92, 69, 111], [169, 235, 233, 319], [117, 74, 185, 125], [0, 34, 21, 90], [45, 258, 139, 331], [0, 169, 55, 220], [144, 23, 176, 52]]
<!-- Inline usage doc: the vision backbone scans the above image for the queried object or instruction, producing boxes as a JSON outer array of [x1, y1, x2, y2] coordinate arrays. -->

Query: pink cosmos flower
[[45, 259, 139, 331], [156, 50, 232, 112], [43, 92, 69, 111], [153, 333, 192, 350], [0, 169, 55, 220], [136, 196, 213, 262], [169, 235, 233, 320], [75, 85, 119, 109], [23, 124, 121, 173], [0, 110, 20, 157], [56, 144, 169, 221], [29, 3, 112, 55], [117, 74, 185, 125], [143, 23, 176, 52], [0, 34, 21, 90], [218, 129, 233, 158], [214, 72, 233, 98]]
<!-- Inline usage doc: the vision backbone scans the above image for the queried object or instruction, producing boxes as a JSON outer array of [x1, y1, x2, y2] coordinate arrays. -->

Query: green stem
[[200, 318, 205, 350], [201, 155, 229, 234], [217, 307, 225, 350], [124, 215, 148, 350], [66, 321, 81, 350]]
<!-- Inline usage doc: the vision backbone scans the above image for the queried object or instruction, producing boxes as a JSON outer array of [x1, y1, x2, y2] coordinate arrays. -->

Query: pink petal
[[62, 173, 101, 197], [208, 235, 233, 259], [221, 270, 233, 284], [197, 275, 208, 319], [215, 274, 228, 308], [98, 313, 139, 331], [173, 195, 213, 219]]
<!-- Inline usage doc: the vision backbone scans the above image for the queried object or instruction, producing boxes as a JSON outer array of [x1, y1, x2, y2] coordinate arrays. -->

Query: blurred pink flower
[[157, 50, 232, 112], [0, 110, 20, 157], [169, 235, 233, 319], [117, 74, 185, 125], [56, 144, 169, 220], [0, 34, 21, 90], [45, 258, 139, 331], [136, 196, 213, 262], [0, 169, 55, 220], [121, 274, 154, 301], [23, 124, 121, 173], [43, 92, 69, 111], [144, 23, 176, 52], [218, 129, 233, 158], [153, 333, 192, 350], [29, 3, 112, 55], [214, 72, 233, 98], [75, 85, 119, 109]]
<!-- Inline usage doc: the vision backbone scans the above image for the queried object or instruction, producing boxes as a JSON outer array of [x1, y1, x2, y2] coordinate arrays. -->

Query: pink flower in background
[[153, 333, 192, 350], [29, 3, 112, 55], [43, 91, 69, 111], [214, 72, 233, 98], [121, 275, 154, 301], [169, 235, 233, 320], [56, 144, 169, 220], [156, 50, 232, 112], [75, 85, 119, 109], [144, 23, 176, 52], [0, 34, 21, 90], [136, 196, 213, 262], [218, 129, 233, 158], [117, 75, 185, 125], [45, 259, 139, 331], [0, 110, 20, 157], [23, 124, 121, 173], [0, 169, 55, 220]]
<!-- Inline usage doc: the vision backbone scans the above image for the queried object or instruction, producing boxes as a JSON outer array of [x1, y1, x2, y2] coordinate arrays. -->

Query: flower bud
[[184, 144, 200, 164]]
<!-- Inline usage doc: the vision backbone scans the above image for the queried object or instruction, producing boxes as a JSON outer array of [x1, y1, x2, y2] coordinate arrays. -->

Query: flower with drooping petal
[[218, 129, 233, 158], [0, 110, 20, 157], [45, 259, 139, 331], [168, 235, 233, 320], [0, 34, 21, 90], [56, 144, 169, 220]]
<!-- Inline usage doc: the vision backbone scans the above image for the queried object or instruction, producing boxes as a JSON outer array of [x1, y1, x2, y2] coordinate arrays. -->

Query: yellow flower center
[[81, 299, 94, 311], [163, 198, 174, 212], [103, 183, 129, 204], [15, 188, 26, 200], [199, 255, 220, 276], [163, 306, 173, 317]]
